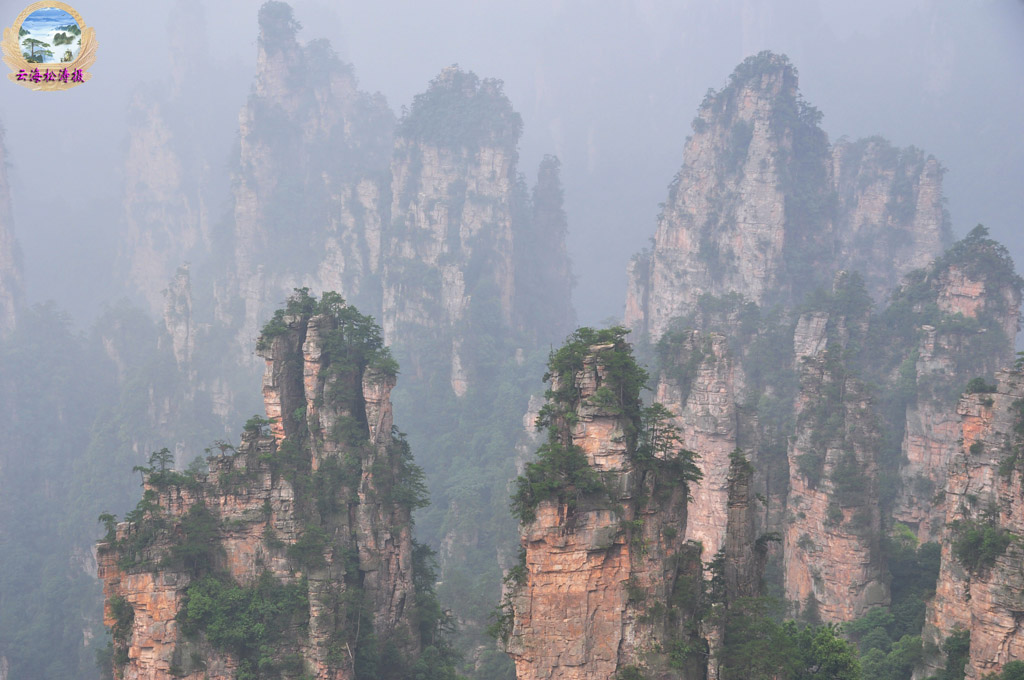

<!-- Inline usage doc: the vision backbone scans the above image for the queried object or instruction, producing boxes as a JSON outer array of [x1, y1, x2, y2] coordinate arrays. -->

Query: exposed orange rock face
[[98, 503, 244, 680], [507, 342, 703, 680], [783, 310, 887, 622], [894, 250, 1022, 543], [98, 309, 418, 680], [923, 369, 1024, 679], [936, 265, 1021, 349]]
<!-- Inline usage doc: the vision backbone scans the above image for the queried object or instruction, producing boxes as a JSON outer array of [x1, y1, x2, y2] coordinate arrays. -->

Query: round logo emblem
[[2, 2, 96, 90]]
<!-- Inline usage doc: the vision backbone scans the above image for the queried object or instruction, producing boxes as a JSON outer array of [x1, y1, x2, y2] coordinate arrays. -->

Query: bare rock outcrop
[[98, 294, 429, 679], [893, 227, 1023, 542], [782, 285, 888, 622], [922, 368, 1024, 679], [218, 2, 394, 355], [625, 52, 948, 342], [655, 331, 743, 558], [506, 332, 705, 680], [831, 138, 951, 301]]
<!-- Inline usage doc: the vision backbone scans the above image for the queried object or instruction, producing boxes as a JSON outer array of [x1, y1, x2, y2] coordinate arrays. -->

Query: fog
[[3, 3, 1024, 677], [1, 0, 1021, 322]]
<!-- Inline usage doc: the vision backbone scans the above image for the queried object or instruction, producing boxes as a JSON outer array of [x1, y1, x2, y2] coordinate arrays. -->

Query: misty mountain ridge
[[0, 3, 1021, 680]]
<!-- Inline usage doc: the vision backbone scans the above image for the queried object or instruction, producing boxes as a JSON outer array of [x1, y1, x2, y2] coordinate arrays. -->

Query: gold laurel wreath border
[[2, 1, 97, 91]]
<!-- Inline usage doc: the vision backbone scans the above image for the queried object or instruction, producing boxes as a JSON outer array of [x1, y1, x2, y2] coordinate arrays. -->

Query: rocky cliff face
[[625, 52, 949, 341], [923, 369, 1024, 679], [782, 292, 888, 622], [212, 10, 573, 400], [120, 89, 213, 313], [831, 138, 950, 301], [892, 227, 1022, 542], [381, 68, 518, 395], [97, 294, 438, 679], [118, 0, 240, 314], [162, 265, 194, 370], [130, 7, 575, 673], [622, 56, 1024, 649], [506, 332, 704, 680], [382, 68, 574, 396], [655, 331, 744, 559], [218, 2, 394, 355], [0, 125, 21, 337]]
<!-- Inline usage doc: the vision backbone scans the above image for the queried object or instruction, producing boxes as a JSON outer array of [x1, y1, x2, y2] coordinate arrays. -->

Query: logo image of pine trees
[[22, 37, 52, 63]]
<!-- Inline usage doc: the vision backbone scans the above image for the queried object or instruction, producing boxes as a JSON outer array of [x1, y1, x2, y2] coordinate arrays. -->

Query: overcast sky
[[0, 0, 1021, 326]]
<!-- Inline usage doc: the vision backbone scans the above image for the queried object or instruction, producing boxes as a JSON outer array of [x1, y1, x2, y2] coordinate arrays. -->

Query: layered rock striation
[[923, 368, 1024, 679], [506, 330, 705, 680], [654, 331, 745, 558], [219, 2, 394, 354], [622, 55, 1024, 657], [382, 67, 519, 395], [382, 68, 575, 395], [207, 5, 574, 399], [625, 52, 950, 342], [97, 293, 442, 679], [831, 138, 949, 301], [891, 227, 1022, 542], [782, 280, 888, 621]]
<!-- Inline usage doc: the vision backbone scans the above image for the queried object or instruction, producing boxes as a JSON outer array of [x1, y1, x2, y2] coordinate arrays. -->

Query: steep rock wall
[[655, 331, 744, 558], [219, 3, 394, 354], [118, 1, 240, 313], [893, 229, 1023, 542], [831, 138, 950, 301], [98, 301, 423, 679], [783, 305, 888, 622], [120, 90, 213, 313], [625, 52, 948, 342], [923, 369, 1024, 679], [507, 337, 704, 680]]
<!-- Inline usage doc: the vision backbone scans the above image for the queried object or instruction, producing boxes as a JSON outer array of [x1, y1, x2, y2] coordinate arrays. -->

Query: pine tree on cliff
[[96, 290, 462, 680]]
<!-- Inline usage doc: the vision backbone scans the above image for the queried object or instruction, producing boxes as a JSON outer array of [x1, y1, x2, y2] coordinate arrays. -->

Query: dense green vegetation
[[94, 292, 462, 679], [950, 519, 1014, 574], [178, 573, 309, 678], [925, 629, 970, 680], [257, 288, 397, 378], [510, 327, 701, 523], [999, 397, 1024, 477], [399, 67, 523, 150], [383, 120, 574, 678], [514, 155, 576, 340], [842, 525, 941, 680], [644, 181, 1024, 680], [7, 29, 1024, 680], [872, 225, 1021, 406], [716, 598, 861, 680], [984, 661, 1024, 680]]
